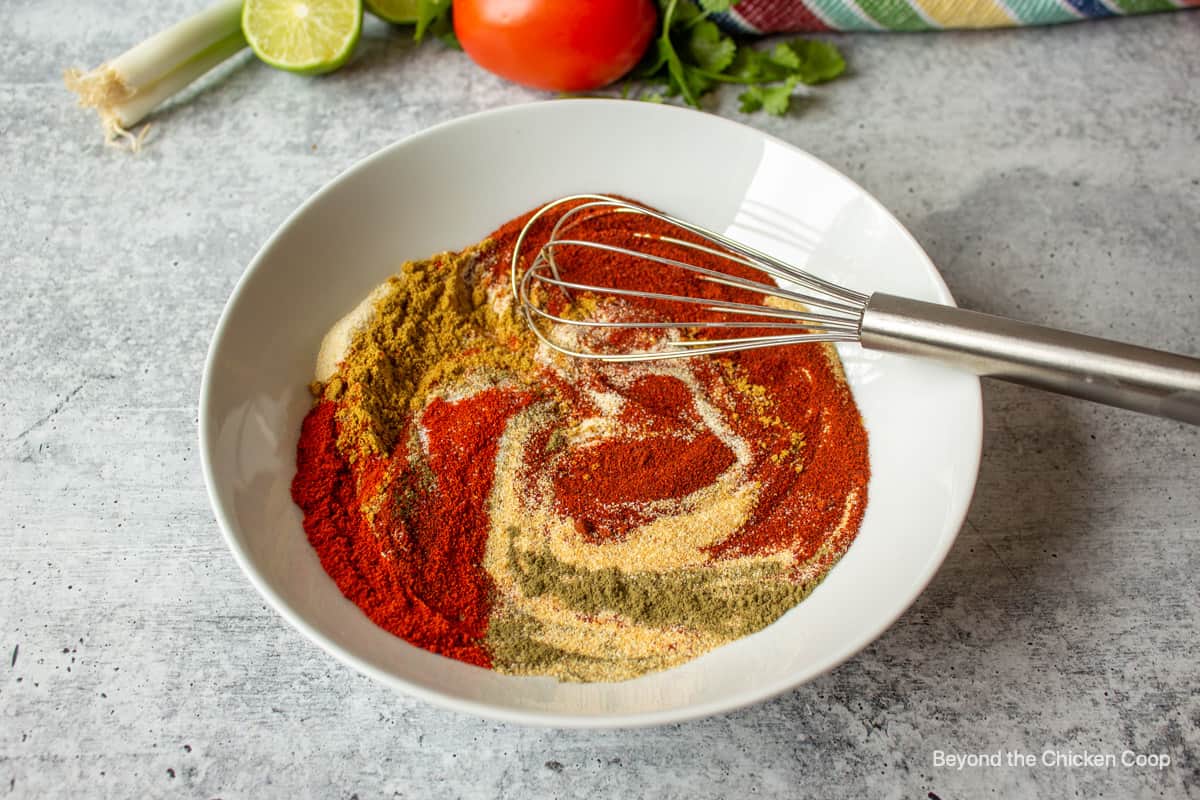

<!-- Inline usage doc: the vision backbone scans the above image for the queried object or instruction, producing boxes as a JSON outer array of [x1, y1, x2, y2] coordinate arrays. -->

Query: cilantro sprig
[[640, 0, 846, 115], [409, 0, 844, 116]]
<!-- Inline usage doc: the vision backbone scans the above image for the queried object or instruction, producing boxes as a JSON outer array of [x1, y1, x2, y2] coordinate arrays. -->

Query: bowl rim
[[198, 98, 983, 728]]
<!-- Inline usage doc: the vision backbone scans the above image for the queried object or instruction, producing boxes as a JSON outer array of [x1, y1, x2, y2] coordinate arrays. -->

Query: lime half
[[243, 0, 363, 75], [365, 0, 419, 23]]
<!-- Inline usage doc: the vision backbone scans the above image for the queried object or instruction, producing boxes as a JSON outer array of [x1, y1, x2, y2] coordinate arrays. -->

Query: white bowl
[[200, 99, 982, 727]]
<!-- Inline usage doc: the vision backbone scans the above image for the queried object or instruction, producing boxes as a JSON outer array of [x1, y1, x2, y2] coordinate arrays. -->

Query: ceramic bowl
[[200, 99, 982, 727]]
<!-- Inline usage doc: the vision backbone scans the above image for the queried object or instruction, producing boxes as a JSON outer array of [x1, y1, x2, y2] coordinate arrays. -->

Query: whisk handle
[[860, 293, 1200, 425]]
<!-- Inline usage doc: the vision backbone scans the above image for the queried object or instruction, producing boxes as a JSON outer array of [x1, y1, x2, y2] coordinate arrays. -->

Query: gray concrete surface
[[3, 2, 1199, 797]]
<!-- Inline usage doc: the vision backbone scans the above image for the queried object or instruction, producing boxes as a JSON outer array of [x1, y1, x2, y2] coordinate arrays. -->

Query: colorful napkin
[[720, 0, 1198, 31]]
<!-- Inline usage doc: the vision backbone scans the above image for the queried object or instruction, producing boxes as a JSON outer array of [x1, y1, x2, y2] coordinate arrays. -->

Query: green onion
[[64, 0, 246, 149]]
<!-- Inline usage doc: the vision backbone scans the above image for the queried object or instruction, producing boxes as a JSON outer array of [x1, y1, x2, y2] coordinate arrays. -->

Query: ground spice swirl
[[290, 198, 870, 682]]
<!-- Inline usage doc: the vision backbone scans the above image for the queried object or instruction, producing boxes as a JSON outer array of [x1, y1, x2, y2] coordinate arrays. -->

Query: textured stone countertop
[[3, 2, 1198, 797]]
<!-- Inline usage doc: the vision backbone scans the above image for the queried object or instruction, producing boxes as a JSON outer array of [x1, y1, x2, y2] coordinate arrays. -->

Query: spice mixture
[[291, 199, 870, 682]]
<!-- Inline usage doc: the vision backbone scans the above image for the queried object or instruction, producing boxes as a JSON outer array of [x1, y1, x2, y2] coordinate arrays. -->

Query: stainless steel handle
[[859, 293, 1200, 425]]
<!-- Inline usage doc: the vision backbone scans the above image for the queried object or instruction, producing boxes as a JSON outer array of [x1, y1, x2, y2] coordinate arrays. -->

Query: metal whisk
[[513, 195, 1200, 425]]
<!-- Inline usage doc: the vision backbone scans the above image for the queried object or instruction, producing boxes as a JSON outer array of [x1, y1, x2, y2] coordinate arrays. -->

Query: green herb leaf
[[778, 39, 846, 84], [670, 0, 706, 26], [686, 21, 736, 73], [727, 45, 782, 83], [698, 0, 736, 12], [666, 62, 714, 105], [738, 76, 798, 116], [414, 0, 451, 42], [769, 43, 801, 71], [658, 37, 695, 106], [683, 66, 715, 98]]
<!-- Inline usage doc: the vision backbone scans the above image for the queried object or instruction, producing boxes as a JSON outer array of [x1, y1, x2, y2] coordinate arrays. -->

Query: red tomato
[[453, 0, 659, 92]]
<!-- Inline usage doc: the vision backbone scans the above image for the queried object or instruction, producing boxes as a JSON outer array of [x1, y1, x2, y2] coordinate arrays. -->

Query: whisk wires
[[512, 195, 870, 362]]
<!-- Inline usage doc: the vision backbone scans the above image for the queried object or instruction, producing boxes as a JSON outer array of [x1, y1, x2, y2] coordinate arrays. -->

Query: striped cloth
[[717, 0, 1199, 31]]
